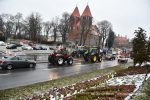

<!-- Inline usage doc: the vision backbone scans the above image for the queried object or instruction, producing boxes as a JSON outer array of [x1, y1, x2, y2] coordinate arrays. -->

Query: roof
[[71, 6, 80, 17], [82, 5, 92, 17]]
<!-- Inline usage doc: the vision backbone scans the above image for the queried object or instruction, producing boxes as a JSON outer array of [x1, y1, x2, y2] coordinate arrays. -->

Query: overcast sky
[[0, 0, 150, 39]]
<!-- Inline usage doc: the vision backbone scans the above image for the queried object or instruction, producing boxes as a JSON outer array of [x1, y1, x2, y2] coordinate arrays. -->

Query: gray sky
[[0, 0, 150, 39]]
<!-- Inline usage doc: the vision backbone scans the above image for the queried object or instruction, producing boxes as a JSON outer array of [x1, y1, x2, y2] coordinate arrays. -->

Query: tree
[[0, 15, 5, 33], [43, 21, 52, 41], [51, 17, 59, 42], [79, 16, 92, 46], [106, 29, 115, 49], [1, 14, 14, 41], [97, 20, 112, 48], [26, 13, 42, 42], [13, 12, 23, 38], [132, 27, 149, 66], [59, 12, 70, 43]]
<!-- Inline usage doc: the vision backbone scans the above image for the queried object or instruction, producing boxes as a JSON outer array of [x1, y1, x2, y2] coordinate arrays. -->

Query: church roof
[[82, 5, 92, 17], [71, 6, 80, 17]]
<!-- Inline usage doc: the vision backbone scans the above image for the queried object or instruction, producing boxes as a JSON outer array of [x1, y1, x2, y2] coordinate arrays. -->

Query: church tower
[[68, 6, 81, 42], [80, 5, 93, 45]]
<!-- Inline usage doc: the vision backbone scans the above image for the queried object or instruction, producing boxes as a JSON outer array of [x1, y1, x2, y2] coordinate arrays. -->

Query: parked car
[[0, 56, 36, 70], [0, 41, 6, 46], [48, 48, 73, 66], [118, 55, 128, 63], [33, 46, 47, 50], [22, 45, 33, 50], [6, 44, 17, 49], [105, 54, 116, 60], [0, 51, 14, 57], [83, 47, 103, 63]]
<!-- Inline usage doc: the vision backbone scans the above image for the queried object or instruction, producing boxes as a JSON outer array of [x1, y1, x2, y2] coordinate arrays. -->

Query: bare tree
[[1, 14, 14, 41], [79, 16, 92, 46], [97, 20, 112, 48], [58, 12, 70, 43], [51, 17, 59, 42], [25, 12, 42, 42], [13, 12, 23, 38], [0, 15, 5, 33], [43, 21, 52, 41]]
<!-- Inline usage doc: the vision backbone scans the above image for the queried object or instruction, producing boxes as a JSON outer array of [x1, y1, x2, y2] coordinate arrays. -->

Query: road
[[0, 60, 120, 90]]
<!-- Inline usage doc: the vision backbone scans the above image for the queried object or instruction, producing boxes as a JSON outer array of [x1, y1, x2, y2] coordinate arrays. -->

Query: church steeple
[[82, 5, 92, 17], [71, 6, 80, 17]]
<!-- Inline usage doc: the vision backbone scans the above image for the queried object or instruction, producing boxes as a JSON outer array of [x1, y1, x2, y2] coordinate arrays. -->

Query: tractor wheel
[[83, 55, 88, 62], [67, 58, 73, 65], [91, 55, 97, 63], [56, 57, 64, 66], [98, 56, 102, 62]]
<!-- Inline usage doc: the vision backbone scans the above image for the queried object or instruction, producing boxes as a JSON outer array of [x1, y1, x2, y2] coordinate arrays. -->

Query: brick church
[[68, 5, 99, 46]]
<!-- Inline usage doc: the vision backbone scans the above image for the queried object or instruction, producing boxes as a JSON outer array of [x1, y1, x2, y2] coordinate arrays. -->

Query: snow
[[106, 74, 150, 100]]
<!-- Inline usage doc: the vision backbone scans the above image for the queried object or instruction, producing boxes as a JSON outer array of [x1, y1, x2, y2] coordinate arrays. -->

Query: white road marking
[[0, 73, 11, 76]]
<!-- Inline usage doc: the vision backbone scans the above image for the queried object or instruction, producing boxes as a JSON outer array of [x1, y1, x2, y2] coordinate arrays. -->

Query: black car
[[6, 44, 17, 49], [33, 46, 47, 50], [0, 56, 36, 70]]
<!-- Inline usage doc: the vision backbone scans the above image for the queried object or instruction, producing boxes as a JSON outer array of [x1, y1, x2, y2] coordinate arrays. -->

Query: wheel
[[91, 55, 97, 63], [6, 64, 13, 70], [56, 57, 64, 66], [98, 56, 102, 62], [67, 58, 73, 65], [29, 63, 35, 68], [83, 55, 88, 62]]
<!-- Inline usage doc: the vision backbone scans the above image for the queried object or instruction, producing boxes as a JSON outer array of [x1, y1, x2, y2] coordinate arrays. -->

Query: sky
[[0, 0, 150, 39]]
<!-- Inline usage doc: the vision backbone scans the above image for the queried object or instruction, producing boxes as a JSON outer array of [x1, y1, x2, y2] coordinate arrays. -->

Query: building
[[114, 34, 130, 48], [68, 5, 99, 46]]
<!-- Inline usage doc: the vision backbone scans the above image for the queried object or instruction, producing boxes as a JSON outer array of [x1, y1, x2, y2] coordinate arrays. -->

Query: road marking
[[0, 73, 11, 76]]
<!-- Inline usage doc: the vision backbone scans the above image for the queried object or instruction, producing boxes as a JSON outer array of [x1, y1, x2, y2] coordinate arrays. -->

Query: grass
[[0, 64, 128, 100]]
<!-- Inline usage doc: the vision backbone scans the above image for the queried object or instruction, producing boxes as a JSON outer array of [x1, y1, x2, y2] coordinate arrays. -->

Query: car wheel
[[56, 57, 64, 66], [67, 58, 73, 65], [91, 55, 97, 63], [7, 64, 13, 70], [29, 63, 35, 68]]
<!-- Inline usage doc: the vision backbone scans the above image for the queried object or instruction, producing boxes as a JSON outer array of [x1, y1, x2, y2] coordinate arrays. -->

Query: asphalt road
[[0, 59, 122, 90]]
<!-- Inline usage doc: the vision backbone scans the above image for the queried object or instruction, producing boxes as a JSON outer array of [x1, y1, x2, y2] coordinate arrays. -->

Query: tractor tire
[[67, 58, 73, 65], [56, 57, 64, 66], [83, 55, 89, 62], [91, 55, 97, 63], [98, 56, 102, 62]]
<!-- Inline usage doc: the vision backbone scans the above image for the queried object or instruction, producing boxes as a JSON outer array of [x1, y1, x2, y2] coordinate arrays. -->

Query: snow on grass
[[106, 74, 150, 100]]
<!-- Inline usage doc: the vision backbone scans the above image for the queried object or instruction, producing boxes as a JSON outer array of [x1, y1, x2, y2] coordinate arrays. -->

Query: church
[[68, 5, 99, 46]]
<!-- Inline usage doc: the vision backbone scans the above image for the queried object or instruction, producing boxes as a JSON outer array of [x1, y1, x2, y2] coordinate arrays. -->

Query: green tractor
[[83, 47, 103, 63]]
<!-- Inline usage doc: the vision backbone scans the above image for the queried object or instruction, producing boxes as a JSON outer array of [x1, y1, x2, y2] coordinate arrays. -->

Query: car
[[33, 46, 47, 50], [83, 47, 103, 63], [22, 45, 33, 50], [6, 44, 17, 49], [105, 54, 116, 60], [71, 46, 87, 58], [0, 51, 14, 58], [0, 41, 6, 46], [0, 56, 36, 70], [48, 48, 73, 66], [118, 55, 128, 63]]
